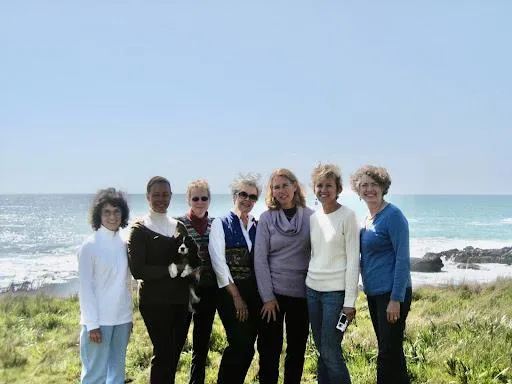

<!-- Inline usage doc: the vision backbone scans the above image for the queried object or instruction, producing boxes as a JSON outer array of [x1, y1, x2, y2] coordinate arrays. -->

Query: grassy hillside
[[1, 280, 511, 383]]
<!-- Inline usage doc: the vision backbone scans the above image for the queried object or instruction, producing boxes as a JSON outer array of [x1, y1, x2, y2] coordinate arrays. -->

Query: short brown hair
[[350, 165, 392, 196], [146, 176, 171, 194]]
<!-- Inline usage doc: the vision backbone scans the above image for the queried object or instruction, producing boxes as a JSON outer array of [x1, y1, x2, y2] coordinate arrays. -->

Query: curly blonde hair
[[311, 163, 343, 197]]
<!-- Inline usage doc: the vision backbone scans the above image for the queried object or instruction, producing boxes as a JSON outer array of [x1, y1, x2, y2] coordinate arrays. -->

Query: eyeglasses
[[191, 196, 209, 202], [237, 191, 258, 202], [102, 208, 122, 217]]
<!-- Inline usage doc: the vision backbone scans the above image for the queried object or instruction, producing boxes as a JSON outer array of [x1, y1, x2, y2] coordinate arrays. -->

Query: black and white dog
[[169, 234, 200, 310]]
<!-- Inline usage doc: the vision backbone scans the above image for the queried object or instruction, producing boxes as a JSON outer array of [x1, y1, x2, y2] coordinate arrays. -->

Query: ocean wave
[[501, 218, 512, 224], [468, 221, 495, 226]]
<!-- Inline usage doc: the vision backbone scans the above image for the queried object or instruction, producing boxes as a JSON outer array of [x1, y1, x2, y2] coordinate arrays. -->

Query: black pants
[[258, 294, 310, 384], [182, 285, 219, 384], [367, 288, 412, 384], [216, 280, 262, 384], [139, 302, 189, 384]]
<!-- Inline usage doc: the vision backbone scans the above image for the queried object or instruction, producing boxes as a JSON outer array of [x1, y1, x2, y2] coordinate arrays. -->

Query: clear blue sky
[[1, 1, 511, 194]]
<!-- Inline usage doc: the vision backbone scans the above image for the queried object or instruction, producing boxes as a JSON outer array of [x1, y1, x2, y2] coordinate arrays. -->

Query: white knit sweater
[[306, 205, 360, 307]]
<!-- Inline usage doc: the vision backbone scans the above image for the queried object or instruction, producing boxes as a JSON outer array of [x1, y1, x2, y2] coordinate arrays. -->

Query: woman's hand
[[343, 306, 356, 323], [261, 299, 280, 323], [89, 328, 102, 343], [233, 295, 248, 322], [387, 300, 401, 324]]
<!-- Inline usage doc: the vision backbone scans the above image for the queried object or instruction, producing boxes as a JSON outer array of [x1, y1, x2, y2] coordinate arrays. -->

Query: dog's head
[[178, 235, 198, 257]]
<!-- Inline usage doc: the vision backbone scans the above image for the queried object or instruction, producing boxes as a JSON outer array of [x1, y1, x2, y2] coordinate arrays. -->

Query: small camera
[[336, 312, 349, 332]]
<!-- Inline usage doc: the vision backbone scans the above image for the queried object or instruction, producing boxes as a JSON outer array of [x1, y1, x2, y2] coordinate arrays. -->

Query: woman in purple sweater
[[254, 168, 314, 384]]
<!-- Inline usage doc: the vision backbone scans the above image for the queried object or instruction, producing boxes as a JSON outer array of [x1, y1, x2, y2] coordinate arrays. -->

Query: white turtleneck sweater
[[143, 208, 178, 237], [78, 226, 133, 331]]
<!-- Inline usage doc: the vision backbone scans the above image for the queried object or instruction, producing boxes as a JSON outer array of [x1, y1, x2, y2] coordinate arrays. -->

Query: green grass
[[1, 279, 511, 383]]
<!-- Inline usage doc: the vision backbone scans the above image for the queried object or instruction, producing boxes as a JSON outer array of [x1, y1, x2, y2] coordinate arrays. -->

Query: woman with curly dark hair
[[78, 187, 132, 384], [350, 165, 412, 384]]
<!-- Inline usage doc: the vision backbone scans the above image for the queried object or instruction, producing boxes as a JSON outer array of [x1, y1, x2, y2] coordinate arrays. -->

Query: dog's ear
[[184, 235, 198, 253]]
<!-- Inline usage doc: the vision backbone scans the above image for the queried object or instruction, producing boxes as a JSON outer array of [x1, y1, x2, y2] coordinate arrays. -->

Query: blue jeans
[[306, 287, 351, 384], [80, 322, 132, 384]]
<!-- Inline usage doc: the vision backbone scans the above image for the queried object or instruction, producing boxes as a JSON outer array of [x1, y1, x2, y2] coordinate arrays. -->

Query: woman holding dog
[[175, 179, 217, 384], [78, 188, 132, 384], [307, 163, 360, 384], [209, 173, 263, 384], [127, 176, 191, 384], [350, 165, 412, 384], [254, 168, 314, 384]]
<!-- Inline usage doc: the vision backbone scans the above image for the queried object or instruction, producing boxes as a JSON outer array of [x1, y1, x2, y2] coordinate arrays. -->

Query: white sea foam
[[501, 218, 512, 224], [413, 261, 512, 286], [0, 253, 78, 290]]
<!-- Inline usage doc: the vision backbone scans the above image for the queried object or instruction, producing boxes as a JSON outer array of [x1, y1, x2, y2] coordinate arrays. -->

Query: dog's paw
[[169, 263, 178, 278], [181, 264, 193, 278]]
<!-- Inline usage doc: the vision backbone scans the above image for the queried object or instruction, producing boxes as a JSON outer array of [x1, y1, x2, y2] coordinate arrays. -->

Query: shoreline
[[2, 274, 512, 300], [0, 278, 79, 298]]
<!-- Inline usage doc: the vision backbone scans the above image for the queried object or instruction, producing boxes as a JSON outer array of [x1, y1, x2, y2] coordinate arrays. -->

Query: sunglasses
[[237, 191, 258, 202], [191, 196, 209, 202]]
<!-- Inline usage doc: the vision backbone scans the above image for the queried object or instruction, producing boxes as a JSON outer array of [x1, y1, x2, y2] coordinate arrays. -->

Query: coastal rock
[[426, 246, 512, 265], [411, 254, 444, 272]]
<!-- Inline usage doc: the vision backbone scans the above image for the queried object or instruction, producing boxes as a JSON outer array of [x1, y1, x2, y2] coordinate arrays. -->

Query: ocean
[[1, 193, 511, 291]]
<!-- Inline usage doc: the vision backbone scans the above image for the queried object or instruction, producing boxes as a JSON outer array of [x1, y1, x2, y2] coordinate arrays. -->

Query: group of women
[[77, 163, 412, 384]]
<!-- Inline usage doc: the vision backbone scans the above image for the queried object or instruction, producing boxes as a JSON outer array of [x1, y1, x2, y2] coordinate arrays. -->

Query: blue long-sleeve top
[[360, 203, 412, 301]]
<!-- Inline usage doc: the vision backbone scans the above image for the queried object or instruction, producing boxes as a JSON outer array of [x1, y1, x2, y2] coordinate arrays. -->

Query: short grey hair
[[230, 172, 262, 197]]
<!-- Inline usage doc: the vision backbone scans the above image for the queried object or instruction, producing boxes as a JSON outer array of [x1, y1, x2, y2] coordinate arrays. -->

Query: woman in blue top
[[350, 165, 412, 384]]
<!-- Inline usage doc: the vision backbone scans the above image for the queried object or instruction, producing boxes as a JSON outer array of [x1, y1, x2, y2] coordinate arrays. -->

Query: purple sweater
[[254, 206, 314, 302]]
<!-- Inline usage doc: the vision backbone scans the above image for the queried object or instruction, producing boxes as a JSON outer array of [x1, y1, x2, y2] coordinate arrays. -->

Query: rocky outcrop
[[426, 246, 512, 265], [411, 253, 444, 272]]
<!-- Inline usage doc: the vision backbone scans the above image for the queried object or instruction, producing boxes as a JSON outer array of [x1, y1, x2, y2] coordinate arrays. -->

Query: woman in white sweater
[[306, 164, 360, 384], [78, 188, 133, 384]]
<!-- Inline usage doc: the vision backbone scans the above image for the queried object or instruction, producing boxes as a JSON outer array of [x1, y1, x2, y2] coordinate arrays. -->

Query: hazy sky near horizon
[[1, 1, 511, 195]]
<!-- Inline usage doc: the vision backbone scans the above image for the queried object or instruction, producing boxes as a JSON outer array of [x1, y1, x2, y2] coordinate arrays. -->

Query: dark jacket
[[127, 221, 190, 306]]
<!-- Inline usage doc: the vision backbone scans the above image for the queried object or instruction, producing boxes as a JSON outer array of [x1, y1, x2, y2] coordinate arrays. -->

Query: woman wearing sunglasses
[[175, 179, 216, 384], [209, 173, 263, 384]]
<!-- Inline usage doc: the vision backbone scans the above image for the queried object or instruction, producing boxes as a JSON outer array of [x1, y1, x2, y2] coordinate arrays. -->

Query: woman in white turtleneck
[[127, 176, 191, 384], [78, 188, 132, 384]]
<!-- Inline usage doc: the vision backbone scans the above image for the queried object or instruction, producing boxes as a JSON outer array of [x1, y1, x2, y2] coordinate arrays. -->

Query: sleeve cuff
[[343, 294, 357, 308], [85, 322, 100, 332]]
